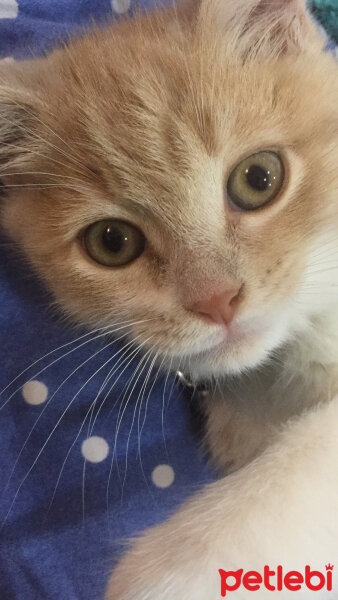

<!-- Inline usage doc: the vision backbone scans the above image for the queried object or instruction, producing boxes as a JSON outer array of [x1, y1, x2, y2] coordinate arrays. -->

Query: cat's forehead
[[35, 15, 338, 238], [75, 53, 322, 218], [70, 24, 334, 173]]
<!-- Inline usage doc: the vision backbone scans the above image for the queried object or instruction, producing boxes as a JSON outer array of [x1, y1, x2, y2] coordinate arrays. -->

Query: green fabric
[[310, 0, 338, 42]]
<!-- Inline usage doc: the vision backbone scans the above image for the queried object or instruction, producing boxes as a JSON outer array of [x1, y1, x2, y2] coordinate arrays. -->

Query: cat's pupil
[[102, 226, 126, 254], [246, 165, 270, 192]]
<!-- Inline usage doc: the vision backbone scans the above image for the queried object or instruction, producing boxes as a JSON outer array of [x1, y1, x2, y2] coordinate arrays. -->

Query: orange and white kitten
[[1, 0, 338, 598]]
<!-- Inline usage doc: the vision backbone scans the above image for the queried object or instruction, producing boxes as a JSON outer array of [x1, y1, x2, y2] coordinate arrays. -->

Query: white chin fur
[[184, 311, 294, 380]]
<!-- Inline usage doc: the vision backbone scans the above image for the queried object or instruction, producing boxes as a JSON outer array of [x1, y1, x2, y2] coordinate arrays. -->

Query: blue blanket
[[0, 3, 336, 600]]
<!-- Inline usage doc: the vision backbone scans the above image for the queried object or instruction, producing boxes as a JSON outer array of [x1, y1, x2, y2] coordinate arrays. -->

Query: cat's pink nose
[[190, 288, 241, 326]]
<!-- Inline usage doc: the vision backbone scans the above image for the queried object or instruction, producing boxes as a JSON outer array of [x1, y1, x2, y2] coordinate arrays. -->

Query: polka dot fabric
[[0, 0, 168, 60], [81, 436, 110, 463], [22, 381, 49, 406], [0, 1, 19, 19]]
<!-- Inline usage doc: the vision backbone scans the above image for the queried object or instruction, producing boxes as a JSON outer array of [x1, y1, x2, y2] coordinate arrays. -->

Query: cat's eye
[[84, 219, 146, 267], [227, 151, 285, 211]]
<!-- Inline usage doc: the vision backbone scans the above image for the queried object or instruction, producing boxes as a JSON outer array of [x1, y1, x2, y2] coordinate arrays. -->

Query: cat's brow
[[113, 197, 153, 217], [112, 196, 164, 222]]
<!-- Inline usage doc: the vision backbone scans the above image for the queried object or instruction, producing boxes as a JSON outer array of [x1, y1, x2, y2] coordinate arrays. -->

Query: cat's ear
[[230, 0, 324, 56], [180, 0, 325, 57]]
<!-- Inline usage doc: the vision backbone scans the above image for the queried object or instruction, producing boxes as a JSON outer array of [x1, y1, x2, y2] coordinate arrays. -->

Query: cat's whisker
[[139, 352, 163, 446], [299, 288, 338, 294], [1, 320, 154, 499], [121, 349, 157, 503], [0, 137, 86, 178], [2, 183, 83, 190], [132, 352, 165, 503], [0, 328, 115, 413], [112, 348, 155, 485], [188, 354, 193, 382], [10, 100, 99, 180], [1, 333, 142, 530], [82, 337, 149, 521], [105, 338, 154, 515], [47, 338, 141, 517], [0, 318, 153, 410], [48, 377, 116, 521], [136, 353, 160, 465], [211, 376, 218, 401], [1, 332, 129, 500], [115, 352, 156, 506], [0, 111, 93, 180], [311, 239, 338, 266], [309, 245, 338, 262], [0, 323, 119, 398], [164, 356, 182, 420], [85, 364, 124, 442], [0, 170, 82, 182], [161, 354, 172, 461], [309, 247, 338, 262], [135, 352, 161, 498], [298, 283, 338, 290], [87, 336, 151, 436], [305, 265, 338, 277]]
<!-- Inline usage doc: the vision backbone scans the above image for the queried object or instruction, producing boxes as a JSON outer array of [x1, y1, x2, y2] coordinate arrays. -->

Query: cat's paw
[[106, 520, 220, 600]]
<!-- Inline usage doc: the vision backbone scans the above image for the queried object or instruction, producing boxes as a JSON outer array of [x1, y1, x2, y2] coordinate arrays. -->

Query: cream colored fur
[[107, 396, 338, 599]]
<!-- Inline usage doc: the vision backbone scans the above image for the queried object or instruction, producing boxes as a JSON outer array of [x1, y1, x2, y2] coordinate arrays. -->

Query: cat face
[[1, 0, 338, 379]]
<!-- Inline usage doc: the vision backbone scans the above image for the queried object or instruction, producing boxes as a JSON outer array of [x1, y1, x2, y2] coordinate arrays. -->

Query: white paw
[[106, 521, 221, 600]]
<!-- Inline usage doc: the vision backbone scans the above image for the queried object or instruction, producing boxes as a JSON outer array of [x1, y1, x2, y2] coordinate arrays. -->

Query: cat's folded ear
[[179, 0, 325, 57]]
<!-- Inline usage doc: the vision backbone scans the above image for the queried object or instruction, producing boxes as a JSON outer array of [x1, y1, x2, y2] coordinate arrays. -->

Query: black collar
[[176, 371, 210, 398]]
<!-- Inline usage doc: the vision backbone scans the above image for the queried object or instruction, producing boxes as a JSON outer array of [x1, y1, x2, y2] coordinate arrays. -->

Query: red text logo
[[219, 565, 334, 596]]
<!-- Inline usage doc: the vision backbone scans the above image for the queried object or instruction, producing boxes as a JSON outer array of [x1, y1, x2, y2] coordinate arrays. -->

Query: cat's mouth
[[225, 321, 263, 344], [135, 308, 290, 378], [183, 315, 287, 378], [205, 317, 270, 348]]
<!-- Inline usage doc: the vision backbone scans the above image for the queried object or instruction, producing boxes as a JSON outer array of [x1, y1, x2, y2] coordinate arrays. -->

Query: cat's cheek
[[59, 250, 165, 323]]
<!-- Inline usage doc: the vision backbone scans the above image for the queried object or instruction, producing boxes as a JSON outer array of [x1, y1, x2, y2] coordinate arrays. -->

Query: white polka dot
[[111, 0, 131, 15], [81, 436, 109, 463], [151, 464, 175, 489], [22, 381, 48, 406], [0, 1, 19, 19]]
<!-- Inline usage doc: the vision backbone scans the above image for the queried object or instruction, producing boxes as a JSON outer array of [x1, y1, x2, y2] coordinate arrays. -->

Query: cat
[[0, 0, 338, 598]]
